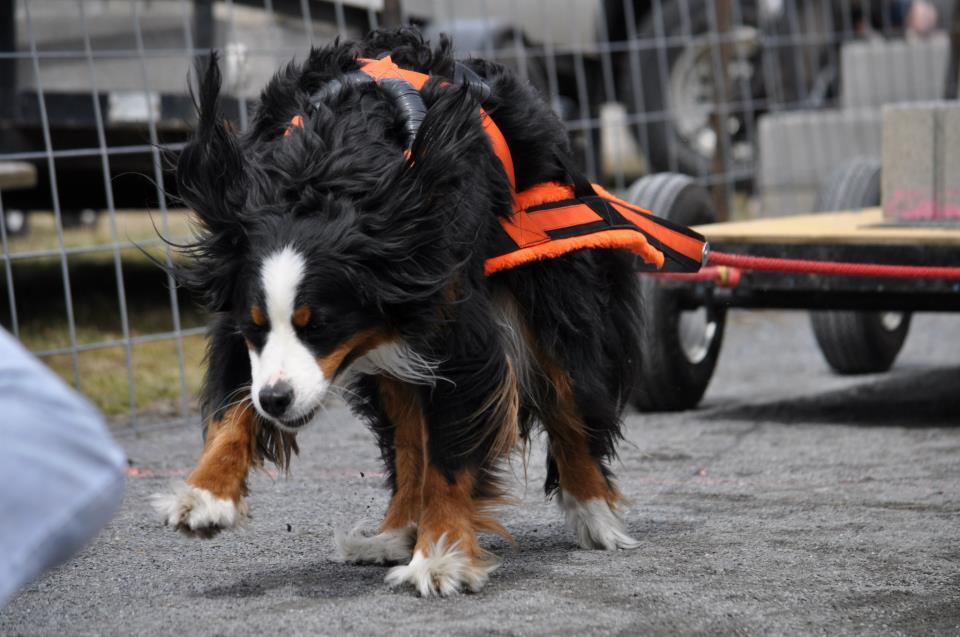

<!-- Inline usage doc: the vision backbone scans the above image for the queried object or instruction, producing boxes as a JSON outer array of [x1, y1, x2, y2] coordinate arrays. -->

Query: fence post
[[710, 0, 733, 221], [0, 0, 15, 120], [194, 0, 214, 65], [383, 0, 403, 28], [945, 0, 960, 99]]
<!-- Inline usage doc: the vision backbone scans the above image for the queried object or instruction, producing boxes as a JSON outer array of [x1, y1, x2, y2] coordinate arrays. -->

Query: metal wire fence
[[1, 0, 956, 431]]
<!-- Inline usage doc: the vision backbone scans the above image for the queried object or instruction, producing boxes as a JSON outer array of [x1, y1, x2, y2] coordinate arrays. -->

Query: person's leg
[[0, 329, 126, 608]]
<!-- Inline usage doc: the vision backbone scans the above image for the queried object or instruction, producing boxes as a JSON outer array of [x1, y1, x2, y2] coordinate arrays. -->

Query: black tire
[[628, 173, 725, 411], [809, 158, 911, 374], [621, 0, 761, 176]]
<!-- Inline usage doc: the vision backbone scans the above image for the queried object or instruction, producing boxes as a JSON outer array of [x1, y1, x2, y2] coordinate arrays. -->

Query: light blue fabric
[[0, 328, 126, 608]]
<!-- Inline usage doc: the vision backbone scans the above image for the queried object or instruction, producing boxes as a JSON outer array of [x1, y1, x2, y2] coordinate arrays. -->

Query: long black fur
[[176, 28, 643, 504]]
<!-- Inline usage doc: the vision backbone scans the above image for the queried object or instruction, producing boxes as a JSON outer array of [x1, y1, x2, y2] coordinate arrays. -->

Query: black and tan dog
[[153, 28, 704, 596]]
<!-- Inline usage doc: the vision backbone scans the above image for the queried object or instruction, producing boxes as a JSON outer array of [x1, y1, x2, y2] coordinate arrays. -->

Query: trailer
[[627, 126, 960, 412]]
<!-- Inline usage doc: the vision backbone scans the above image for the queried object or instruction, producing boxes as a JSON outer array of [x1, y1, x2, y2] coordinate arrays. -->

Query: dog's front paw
[[335, 524, 416, 564], [559, 493, 641, 550], [384, 535, 497, 597], [150, 482, 247, 539]]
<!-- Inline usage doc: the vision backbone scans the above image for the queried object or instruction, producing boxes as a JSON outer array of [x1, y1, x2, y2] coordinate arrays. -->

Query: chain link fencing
[[0, 0, 955, 431]]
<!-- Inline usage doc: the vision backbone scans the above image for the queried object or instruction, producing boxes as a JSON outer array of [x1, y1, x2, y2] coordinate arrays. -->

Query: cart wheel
[[626, 173, 725, 411], [809, 158, 911, 374]]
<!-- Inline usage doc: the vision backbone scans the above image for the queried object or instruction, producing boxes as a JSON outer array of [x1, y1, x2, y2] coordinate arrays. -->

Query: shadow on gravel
[[197, 530, 671, 601], [703, 367, 960, 428], [200, 560, 387, 599]]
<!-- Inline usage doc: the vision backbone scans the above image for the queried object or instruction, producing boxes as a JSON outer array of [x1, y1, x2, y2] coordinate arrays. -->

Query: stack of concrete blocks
[[883, 102, 960, 222], [758, 33, 950, 216]]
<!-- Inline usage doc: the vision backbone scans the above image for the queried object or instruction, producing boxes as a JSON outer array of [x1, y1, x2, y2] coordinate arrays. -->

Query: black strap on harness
[[306, 59, 492, 150]]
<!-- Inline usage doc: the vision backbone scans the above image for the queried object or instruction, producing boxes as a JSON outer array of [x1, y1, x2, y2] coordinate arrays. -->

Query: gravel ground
[[2, 310, 958, 636]]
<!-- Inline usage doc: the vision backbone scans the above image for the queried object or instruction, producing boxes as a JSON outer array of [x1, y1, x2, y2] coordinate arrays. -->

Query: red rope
[[706, 250, 960, 281], [651, 266, 742, 288]]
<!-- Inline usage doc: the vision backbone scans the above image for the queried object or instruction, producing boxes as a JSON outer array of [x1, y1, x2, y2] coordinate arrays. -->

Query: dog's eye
[[292, 305, 326, 334], [296, 318, 322, 333]]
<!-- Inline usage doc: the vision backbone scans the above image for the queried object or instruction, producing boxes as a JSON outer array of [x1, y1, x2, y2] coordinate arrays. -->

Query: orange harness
[[290, 56, 708, 276]]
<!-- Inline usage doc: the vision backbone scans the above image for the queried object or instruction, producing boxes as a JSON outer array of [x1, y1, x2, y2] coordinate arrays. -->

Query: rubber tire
[[628, 173, 725, 411], [622, 0, 760, 176], [809, 158, 911, 374]]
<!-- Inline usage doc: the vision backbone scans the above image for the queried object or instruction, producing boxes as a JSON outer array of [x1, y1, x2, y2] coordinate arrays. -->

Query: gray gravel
[[2, 310, 958, 636]]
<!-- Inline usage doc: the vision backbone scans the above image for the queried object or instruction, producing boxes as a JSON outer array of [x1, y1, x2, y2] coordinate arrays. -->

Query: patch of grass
[[6, 209, 194, 256], [2, 210, 210, 423], [44, 333, 206, 420]]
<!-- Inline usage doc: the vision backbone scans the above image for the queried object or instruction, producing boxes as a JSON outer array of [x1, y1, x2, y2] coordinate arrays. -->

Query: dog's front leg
[[385, 463, 497, 596], [336, 378, 420, 564], [152, 401, 256, 538], [385, 343, 515, 596]]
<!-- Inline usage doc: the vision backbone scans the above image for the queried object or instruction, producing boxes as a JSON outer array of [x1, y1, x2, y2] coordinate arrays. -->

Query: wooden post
[[0, 0, 16, 120], [383, 0, 403, 29], [710, 0, 733, 222], [944, 0, 960, 99]]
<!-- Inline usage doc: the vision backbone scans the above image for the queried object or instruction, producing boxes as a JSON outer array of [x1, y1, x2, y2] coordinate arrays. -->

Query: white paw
[[150, 482, 247, 538], [334, 524, 416, 564], [558, 491, 641, 550], [384, 535, 497, 597]]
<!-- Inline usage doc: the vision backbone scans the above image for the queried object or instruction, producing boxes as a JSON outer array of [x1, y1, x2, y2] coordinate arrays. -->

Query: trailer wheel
[[809, 158, 910, 374], [627, 173, 725, 411]]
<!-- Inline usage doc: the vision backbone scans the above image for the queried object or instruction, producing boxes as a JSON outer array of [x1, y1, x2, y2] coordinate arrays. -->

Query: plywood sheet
[[694, 208, 960, 247]]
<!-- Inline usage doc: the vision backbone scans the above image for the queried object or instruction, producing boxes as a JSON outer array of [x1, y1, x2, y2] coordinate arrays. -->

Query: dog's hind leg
[[336, 377, 419, 564], [539, 357, 640, 551], [151, 401, 257, 538]]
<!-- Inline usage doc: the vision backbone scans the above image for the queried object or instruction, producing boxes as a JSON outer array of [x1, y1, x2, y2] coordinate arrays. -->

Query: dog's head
[[175, 48, 504, 430]]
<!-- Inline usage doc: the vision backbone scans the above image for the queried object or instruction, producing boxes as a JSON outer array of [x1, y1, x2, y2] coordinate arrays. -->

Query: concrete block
[[842, 35, 949, 110], [941, 106, 960, 220], [882, 101, 960, 221], [882, 103, 937, 220], [758, 109, 882, 215]]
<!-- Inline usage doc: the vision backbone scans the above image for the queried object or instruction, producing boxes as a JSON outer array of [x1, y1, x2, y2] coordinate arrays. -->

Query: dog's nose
[[259, 381, 293, 418]]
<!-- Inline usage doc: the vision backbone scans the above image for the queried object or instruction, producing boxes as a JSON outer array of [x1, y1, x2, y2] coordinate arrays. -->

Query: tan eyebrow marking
[[251, 305, 266, 327], [292, 305, 311, 328]]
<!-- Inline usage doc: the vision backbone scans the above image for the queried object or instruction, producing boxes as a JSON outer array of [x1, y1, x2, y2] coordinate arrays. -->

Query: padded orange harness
[[290, 55, 708, 276]]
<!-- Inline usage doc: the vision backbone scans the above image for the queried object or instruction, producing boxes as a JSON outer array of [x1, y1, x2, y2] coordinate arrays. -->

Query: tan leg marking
[[539, 353, 619, 506], [187, 401, 257, 503], [415, 467, 483, 558], [378, 378, 425, 532], [536, 352, 639, 550], [385, 465, 501, 595], [151, 401, 260, 538]]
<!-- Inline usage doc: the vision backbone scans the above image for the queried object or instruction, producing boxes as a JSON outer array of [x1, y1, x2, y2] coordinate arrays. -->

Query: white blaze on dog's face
[[243, 245, 428, 430], [247, 246, 326, 429]]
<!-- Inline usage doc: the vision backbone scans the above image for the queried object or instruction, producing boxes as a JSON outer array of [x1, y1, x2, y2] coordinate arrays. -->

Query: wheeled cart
[[627, 159, 960, 411]]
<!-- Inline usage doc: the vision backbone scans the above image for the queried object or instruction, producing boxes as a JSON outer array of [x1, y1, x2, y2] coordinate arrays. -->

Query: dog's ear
[[403, 83, 494, 205], [351, 85, 500, 308], [175, 53, 247, 313], [177, 53, 246, 238]]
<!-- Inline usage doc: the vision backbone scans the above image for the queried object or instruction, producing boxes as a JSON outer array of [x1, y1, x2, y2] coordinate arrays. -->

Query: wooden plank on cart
[[694, 208, 960, 248]]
